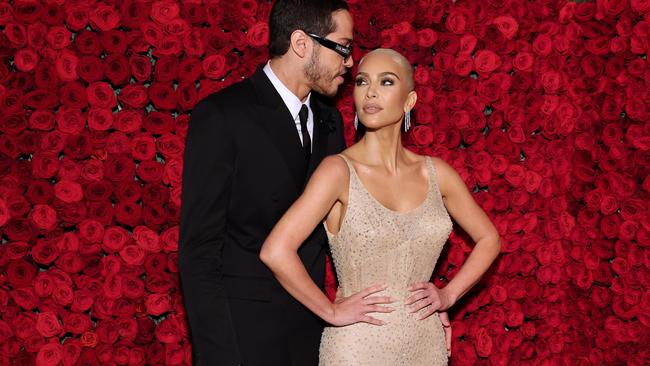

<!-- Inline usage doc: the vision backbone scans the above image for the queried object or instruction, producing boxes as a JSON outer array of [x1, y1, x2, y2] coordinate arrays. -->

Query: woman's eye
[[354, 78, 366, 86], [381, 78, 394, 86]]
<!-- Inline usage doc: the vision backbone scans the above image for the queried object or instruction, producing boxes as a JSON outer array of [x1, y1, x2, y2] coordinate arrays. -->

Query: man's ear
[[289, 30, 310, 59]]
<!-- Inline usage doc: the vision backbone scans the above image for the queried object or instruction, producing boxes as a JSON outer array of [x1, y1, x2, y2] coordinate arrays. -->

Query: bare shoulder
[[427, 156, 465, 196], [310, 154, 350, 185], [428, 156, 455, 175]]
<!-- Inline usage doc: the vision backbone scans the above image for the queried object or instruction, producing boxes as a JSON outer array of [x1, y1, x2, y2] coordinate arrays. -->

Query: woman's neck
[[357, 123, 407, 173]]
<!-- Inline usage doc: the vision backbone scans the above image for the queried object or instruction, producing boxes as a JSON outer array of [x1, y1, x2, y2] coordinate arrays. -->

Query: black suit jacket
[[179, 68, 346, 366]]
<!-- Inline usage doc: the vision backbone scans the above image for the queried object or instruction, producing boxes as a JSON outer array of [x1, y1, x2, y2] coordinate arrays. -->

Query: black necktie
[[299, 104, 311, 160]]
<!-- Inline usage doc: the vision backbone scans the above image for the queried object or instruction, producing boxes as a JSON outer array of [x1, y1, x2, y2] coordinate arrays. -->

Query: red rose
[[54, 49, 79, 82], [59, 82, 88, 109], [89, 4, 120, 31], [177, 82, 199, 111], [65, 5, 89, 31], [28, 204, 57, 231], [445, 7, 472, 35], [74, 31, 102, 56], [45, 26, 71, 50], [118, 84, 149, 110], [135, 161, 164, 183], [156, 133, 183, 159], [31, 240, 59, 265], [532, 34, 553, 56], [155, 317, 182, 344], [411, 125, 433, 146], [114, 201, 142, 227], [101, 29, 127, 54], [76, 56, 104, 82], [7, 259, 37, 287], [145, 294, 172, 316], [142, 184, 169, 205], [202, 54, 227, 80], [52, 283, 74, 306], [142, 111, 174, 134], [246, 21, 269, 48], [130, 134, 156, 161], [181, 29, 204, 57], [598, 195, 618, 215], [179, 57, 204, 82], [14, 48, 39, 72], [79, 160, 104, 182], [86, 108, 112, 131], [53, 181, 83, 203], [104, 154, 135, 182], [150, 1, 180, 24], [152, 56, 178, 82], [103, 54, 130, 86], [10, 287, 37, 310], [120, 244, 145, 266], [453, 341, 478, 365], [492, 16, 518, 39], [129, 54, 153, 82], [163, 159, 183, 185], [79, 331, 98, 348], [154, 34, 184, 57], [416, 28, 438, 47], [148, 82, 178, 110], [122, 275, 146, 299], [70, 290, 94, 313], [86, 82, 117, 109], [36, 342, 63, 366], [33, 272, 55, 298], [133, 225, 161, 252], [160, 226, 179, 253], [36, 312, 62, 338], [62, 338, 82, 365], [77, 219, 104, 243]]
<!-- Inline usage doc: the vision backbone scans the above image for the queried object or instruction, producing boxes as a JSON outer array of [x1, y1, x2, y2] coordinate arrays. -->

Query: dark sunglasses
[[306, 33, 352, 62]]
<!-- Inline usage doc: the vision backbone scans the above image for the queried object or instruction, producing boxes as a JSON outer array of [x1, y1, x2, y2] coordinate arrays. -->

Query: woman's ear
[[289, 30, 309, 59], [404, 90, 418, 113]]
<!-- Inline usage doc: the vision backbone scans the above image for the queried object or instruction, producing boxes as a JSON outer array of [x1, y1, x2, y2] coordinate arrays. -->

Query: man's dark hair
[[269, 0, 349, 58]]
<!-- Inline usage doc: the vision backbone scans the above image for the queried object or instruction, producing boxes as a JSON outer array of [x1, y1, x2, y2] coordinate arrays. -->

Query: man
[[179, 1, 354, 365]]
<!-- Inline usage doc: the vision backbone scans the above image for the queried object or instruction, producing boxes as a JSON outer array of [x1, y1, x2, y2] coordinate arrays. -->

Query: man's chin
[[314, 84, 338, 97]]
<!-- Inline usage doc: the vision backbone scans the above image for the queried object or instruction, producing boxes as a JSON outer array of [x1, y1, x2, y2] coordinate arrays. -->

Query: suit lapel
[[307, 98, 331, 178], [249, 69, 307, 190]]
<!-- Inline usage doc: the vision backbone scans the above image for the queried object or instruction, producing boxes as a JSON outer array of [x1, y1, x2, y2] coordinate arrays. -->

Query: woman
[[260, 48, 501, 365]]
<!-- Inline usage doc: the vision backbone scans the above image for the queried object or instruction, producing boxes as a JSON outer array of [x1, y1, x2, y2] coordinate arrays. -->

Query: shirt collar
[[263, 61, 311, 120]]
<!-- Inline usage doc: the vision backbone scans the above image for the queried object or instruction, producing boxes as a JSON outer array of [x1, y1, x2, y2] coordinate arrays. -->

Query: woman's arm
[[260, 155, 394, 326], [406, 157, 501, 315]]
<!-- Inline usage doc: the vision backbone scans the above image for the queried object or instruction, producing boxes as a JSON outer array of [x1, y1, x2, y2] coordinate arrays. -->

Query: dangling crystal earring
[[404, 110, 411, 132], [354, 113, 359, 130]]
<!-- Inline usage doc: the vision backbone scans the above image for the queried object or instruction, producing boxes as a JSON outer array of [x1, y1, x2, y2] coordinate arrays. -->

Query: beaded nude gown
[[319, 154, 453, 366]]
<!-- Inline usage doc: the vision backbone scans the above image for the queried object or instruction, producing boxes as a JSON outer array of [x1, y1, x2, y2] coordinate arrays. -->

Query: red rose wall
[[0, 0, 648, 365]]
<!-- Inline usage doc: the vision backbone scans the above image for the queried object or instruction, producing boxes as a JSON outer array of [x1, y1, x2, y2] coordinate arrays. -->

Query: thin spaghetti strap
[[335, 153, 355, 177]]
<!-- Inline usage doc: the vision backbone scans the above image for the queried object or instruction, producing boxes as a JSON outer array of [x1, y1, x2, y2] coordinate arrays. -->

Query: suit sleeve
[[178, 98, 241, 365]]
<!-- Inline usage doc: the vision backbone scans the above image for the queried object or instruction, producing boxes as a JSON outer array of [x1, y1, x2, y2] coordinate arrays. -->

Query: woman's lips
[[363, 104, 383, 114]]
